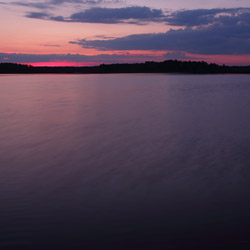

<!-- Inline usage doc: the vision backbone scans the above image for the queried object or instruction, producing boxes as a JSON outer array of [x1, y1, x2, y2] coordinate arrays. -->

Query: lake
[[0, 74, 250, 250]]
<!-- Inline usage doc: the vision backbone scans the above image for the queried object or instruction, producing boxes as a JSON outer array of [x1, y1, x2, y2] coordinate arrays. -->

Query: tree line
[[1, 60, 250, 74]]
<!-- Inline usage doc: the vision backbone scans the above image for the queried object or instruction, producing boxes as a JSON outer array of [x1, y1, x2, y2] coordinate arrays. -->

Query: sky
[[1, 0, 250, 66]]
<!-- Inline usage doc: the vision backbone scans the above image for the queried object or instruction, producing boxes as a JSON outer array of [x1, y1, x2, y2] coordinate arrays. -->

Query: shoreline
[[1, 60, 250, 74]]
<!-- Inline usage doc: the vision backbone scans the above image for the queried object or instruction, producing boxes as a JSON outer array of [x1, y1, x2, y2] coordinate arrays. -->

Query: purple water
[[0, 74, 250, 249]]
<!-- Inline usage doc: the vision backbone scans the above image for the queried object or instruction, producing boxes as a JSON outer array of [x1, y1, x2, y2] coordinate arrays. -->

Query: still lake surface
[[0, 74, 250, 250]]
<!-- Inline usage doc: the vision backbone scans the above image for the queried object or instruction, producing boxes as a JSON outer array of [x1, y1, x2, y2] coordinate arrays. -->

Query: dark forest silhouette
[[0, 60, 250, 74]]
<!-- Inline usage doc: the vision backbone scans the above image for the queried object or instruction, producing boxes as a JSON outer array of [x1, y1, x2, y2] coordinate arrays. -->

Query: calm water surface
[[0, 74, 250, 249]]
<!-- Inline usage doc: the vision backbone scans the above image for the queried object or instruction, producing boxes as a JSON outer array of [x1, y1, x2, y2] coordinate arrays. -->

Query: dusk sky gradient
[[1, 0, 250, 66]]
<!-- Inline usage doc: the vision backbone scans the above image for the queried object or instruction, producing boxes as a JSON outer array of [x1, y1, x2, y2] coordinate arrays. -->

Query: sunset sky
[[1, 0, 250, 66]]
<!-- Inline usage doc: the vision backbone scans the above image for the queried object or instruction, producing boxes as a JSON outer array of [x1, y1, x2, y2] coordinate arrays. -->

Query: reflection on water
[[0, 74, 250, 249]]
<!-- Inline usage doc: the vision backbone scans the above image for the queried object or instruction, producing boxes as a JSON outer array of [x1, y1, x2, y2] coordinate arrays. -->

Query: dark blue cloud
[[12, 2, 49, 9], [70, 8, 250, 55], [26, 12, 50, 18], [50, 0, 91, 4], [163, 52, 201, 60], [10, 0, 110, 10], [70, 6, 163, 23], [24, 6, 250, 27], [26, 6, 164, 24], [49, 0, 120, 4], [164, 8, 243, 27], [0, 52, 162, 63], [49, 0, 107, 5]]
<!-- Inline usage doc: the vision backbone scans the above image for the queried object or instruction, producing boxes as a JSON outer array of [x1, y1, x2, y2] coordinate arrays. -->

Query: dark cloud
[[26, 6, 164, 24], [0, 52, 161, 64], [49, 0, 103, 4], [70, 8, 250, 55], [50, 15, 65, 21], [12, 2, 49, 9], [163, 51, 201, 60], [70, 6, 163, 23], [11, 0, 119, 9], [50, 0, 89, 4], [26, 12, 50, 18], [24, 5, 250, 27], [164, 8, 250, 27], [49, 0, 122, 4]]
